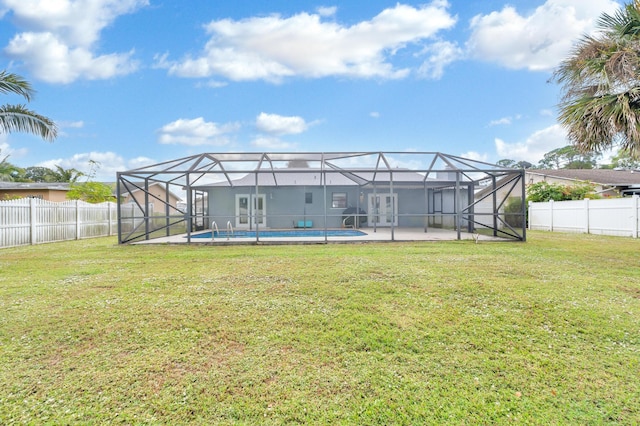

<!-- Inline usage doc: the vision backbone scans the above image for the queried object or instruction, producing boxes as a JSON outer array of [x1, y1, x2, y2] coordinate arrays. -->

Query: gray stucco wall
[[207, 186, 363, 229], [206, 185, 470, 230]]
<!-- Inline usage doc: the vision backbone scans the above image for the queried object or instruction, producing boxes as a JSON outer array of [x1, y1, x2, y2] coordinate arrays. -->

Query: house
[[117, 181, 183, 214], [201, 168, 468, 230], [116, 152, 525, 243], [0, 182, 70, 201], [475, 168, 640, 208], [526, 169, 640, 197]]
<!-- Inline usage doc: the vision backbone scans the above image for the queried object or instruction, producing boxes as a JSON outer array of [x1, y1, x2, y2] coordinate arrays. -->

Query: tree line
[[498, 145, 640, 170], [0, 158, 84, 183]]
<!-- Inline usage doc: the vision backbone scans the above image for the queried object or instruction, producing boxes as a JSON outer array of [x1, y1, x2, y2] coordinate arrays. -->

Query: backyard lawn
[[0, 231, 638, 424]]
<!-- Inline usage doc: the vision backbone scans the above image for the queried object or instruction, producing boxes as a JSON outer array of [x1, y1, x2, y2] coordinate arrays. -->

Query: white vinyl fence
[[528, 196, 640, 238], [0, 198, 118, 248]]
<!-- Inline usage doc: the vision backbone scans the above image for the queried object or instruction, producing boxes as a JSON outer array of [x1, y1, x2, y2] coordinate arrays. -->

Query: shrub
[[67, 182, 115, 203], [526, 181, 599, 202], [504, 197, 525, 228], [526, 181, 566, 202]]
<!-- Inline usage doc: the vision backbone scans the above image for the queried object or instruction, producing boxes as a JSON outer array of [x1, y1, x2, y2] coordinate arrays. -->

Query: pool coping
[[131, 227, 515, 245]]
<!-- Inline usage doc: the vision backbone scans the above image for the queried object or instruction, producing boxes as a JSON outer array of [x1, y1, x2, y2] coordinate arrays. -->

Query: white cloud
[[467, 0, 620, 71], [417, 40, 463, 79], [57, 120, 84, 129], [157, 117, 240, 146], [489, 117, 512, 126], [123, 156, 156, 170], [489, 115, 522, 127], [495, 124, 569, 163], [370, 111, 380, 118], [1, 0, 148, 83], [251, 136, 296, 149], [460, 151, 488, 163], [196, 80, 229, 89], [0, 140, 28, 160], [255, 112, 308, 136], [55, 119, 85, 137], [316, 6, 337, 17], [159, 2, 457, 82]]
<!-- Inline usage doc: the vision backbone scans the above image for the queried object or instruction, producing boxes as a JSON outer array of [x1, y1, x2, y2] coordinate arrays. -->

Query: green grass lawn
[[1, 232, 638, 424]]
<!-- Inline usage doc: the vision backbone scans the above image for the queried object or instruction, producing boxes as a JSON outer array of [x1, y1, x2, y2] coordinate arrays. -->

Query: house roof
[[528, 169, 640, 186], [202, 168, 443, 188], [0, 182, 71, 191], [115, 181, 183, 200]]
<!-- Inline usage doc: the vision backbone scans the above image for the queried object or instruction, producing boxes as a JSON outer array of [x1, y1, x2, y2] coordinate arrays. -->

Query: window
[[331, 192, 347, 208], [305, 192, 313, 204]]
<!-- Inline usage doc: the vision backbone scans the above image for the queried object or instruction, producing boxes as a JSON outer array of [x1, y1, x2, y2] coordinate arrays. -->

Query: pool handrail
[[211, 221, 220, 241], [226, 221, 234, 239]]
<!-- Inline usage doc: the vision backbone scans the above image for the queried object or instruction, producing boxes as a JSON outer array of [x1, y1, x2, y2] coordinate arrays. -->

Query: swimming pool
[[190, 229, 367, 239]]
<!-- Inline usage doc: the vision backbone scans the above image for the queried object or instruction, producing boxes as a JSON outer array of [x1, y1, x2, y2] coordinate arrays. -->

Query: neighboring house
[[476, 168, 640, 207], [526, 169, 640, 197], [117, 181, 183, 214], [0, 182, 70, 201], [473, 168, 640, 232]]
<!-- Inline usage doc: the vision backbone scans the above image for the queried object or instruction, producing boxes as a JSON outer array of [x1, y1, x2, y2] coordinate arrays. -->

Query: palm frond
[[596, 1, 640, 37], [0, 70, 34, 101], [559, 90, 640, 157], [0, 104, 58, 141], [554, 2, 640, 156]]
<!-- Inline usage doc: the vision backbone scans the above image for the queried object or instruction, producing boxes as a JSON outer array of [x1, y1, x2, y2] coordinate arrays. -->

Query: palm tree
[[54, 165, 84, 183], [0, 150, 24, 182], [0, 70, 57, 141], [554, 1, 640, 157]]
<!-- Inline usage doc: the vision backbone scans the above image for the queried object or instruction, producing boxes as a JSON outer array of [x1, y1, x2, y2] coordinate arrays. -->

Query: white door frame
[[235, 194, 266, 228], [368, 193, 398, 226]]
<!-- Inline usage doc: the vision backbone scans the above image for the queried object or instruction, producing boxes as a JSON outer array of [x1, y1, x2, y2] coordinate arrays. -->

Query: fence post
[[528, 201, 532, 230], [549, 200, 554, 232], [108, 202, 112, 236], [30, 197, 37, 245], [633, 195, 639, 239], [76, 199, 80, 240], [584, 198, 590, 234]]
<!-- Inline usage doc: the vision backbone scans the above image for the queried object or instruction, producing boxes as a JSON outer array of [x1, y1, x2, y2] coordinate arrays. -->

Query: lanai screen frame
[[116, 152, 526, 244]]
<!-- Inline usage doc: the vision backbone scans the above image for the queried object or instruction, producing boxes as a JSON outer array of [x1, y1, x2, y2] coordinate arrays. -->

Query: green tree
[[517, 161, 534, 169], [0, 70, 57, 141], [53, 165, 84, 182], [497, 159, 534, 169], [0, 150, 25, 182], [538, 146, 600, 169], [497, 159, 518, 168], [602, 149, 640, 169], [554, 1, 640, 157], [67, 182, 115, 203], [23, 166, 58, 182], [65, 160, 113, 203]]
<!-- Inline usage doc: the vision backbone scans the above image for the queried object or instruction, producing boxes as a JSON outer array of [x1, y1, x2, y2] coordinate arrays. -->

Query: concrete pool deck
[[132, 227, 519, 245]]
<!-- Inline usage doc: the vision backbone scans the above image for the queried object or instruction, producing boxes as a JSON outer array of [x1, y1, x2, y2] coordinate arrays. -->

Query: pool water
[[190, 229, 367, 239]]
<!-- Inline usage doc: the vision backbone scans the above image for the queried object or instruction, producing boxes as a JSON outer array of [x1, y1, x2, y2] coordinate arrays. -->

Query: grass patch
[[1, 232, 639, 424]]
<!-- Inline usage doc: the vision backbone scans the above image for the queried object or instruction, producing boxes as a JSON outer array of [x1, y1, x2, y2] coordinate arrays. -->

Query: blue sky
[[0, 0, 622, 180]]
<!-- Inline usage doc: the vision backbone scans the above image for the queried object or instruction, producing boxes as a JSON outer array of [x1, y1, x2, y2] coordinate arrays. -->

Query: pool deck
[[132, 227, 519, 245]]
